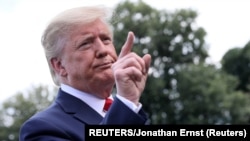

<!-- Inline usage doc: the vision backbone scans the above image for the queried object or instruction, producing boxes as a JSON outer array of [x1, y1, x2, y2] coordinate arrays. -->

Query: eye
[[79, 39, 93, 49], [81, 41, 89, 46], [102, 36, 112, 45]]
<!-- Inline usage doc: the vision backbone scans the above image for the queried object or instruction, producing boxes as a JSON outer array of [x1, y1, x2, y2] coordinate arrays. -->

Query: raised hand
[[112, 31, 151, 105]]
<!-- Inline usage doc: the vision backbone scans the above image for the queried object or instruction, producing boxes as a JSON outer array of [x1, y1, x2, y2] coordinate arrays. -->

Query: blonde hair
[[41, 6, 114, 86]]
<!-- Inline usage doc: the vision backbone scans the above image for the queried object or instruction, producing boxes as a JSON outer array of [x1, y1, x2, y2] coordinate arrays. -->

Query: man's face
[[60, 19, 117, 95]]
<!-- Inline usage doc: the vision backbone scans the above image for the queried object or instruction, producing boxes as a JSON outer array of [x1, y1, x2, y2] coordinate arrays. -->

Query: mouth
[[94, 61, 114, 69]]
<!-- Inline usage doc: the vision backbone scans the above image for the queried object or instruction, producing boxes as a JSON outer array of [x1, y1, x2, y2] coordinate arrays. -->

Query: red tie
[[103, 98, 113, 112]]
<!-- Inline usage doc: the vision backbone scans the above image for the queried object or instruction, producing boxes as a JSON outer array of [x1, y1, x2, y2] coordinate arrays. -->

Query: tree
[[113, 0, 208, 81], [174, 64, 250, 124], [113, 0, 209, 124], [221, 41, 250, 92], [0, 84, 56, 141], [112, 0, 250, 124]]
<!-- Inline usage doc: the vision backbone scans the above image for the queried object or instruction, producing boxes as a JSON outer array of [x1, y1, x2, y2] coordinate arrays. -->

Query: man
[[20, 5, 151, 141]]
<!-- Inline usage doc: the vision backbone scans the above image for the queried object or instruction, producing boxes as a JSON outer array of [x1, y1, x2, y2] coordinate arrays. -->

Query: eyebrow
[[74, 33, 110, 47]]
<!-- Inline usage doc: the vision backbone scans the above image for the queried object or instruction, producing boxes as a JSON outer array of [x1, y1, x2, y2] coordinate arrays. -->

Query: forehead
[[64, 19, 112, 48], [71, 19, 112, 36]]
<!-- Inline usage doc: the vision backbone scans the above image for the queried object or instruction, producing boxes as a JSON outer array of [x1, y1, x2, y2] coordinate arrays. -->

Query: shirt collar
[[60, 83, 112, 117]]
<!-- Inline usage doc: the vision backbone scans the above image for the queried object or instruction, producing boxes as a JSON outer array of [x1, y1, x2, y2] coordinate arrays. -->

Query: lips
[[94, 61, 114, 69]]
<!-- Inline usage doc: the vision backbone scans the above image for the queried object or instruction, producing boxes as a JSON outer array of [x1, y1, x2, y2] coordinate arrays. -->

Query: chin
[[97, 71, 114, 81]]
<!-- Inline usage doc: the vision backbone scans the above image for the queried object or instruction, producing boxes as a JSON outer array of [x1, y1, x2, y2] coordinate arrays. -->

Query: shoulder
[[19, 103, 85, 141]]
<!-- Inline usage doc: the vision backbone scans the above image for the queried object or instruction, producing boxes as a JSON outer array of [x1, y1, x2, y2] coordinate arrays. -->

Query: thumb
[[143, 54, 151, 74]]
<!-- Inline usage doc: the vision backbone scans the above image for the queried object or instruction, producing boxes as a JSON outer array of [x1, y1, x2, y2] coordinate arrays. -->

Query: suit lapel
[[55, 89, 103, 124]]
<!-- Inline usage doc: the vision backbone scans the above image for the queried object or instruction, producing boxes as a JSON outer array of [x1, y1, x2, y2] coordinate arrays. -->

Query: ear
[[50, 58, 67, 76]]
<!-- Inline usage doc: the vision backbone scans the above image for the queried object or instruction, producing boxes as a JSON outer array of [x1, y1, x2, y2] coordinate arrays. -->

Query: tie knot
[[103, 98, 113, 112]]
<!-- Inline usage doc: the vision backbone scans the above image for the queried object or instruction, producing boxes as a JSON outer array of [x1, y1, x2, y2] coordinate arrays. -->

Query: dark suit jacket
[[19, 88, 149, 141]]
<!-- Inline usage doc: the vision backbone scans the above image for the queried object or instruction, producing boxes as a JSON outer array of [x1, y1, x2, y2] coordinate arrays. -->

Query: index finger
[[118, 31, 135, 59]]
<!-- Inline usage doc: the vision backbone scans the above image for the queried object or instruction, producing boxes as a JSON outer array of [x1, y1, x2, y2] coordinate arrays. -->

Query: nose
[[95, 38, 108, 58]]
